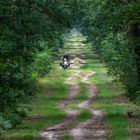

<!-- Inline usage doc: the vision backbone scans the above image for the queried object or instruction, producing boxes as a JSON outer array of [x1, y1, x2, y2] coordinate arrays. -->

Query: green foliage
[[3, 112, 22, 128], [0, 0, 73, 132], [76, 0, 140, 98], [0, 116, 12, 134], [33, 51, 52, 77], [33, 41, 52, 77], [101, 33, 138, 92], [134, 90, 140, 104]]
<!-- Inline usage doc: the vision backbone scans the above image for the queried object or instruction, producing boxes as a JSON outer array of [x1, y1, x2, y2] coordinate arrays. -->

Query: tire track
[[71, 76, 106, 140]]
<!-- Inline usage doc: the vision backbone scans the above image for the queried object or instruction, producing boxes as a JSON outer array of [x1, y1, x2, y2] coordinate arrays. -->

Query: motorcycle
[[60, 58, 70, 69]]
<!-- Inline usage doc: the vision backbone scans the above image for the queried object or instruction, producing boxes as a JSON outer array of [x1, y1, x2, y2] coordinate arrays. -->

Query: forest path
[[40, 30, 106, 140]]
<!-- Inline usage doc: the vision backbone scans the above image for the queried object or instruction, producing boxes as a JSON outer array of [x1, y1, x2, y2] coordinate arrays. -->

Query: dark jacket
[[62, 54, 69, 60]]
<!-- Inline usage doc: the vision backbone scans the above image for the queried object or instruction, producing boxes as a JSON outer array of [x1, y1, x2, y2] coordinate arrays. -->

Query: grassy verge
[[80, 54, 140, 140], [76, 110, 92, 122], [1, 62, 69, 139]]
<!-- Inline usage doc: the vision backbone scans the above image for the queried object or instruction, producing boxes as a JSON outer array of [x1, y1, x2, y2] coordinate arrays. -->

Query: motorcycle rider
[[60, 52, 70, 67], [62, 52, 69, 61]]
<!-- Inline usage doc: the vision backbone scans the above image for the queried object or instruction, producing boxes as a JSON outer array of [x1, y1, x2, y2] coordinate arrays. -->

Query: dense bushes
[[33, 48, 52, 77], [0, 116, 12, 133], [75, 0, 140, 100]]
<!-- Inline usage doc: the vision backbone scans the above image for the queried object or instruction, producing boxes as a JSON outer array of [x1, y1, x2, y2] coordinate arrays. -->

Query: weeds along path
[[40, 30, 106, 140]]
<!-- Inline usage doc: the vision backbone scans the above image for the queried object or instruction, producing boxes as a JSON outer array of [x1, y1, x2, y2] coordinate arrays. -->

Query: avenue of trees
[[0, 0, 140, 132], [75, 0, 140, 100]]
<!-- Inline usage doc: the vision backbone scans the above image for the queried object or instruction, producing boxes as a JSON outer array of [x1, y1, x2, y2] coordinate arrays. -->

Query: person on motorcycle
[[62, 52, 70, 61], [60, 52, 70, 67]]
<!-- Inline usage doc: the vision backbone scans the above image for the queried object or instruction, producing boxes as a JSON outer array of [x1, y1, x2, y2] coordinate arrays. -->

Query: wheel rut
[[71, 84, 106, 140]]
